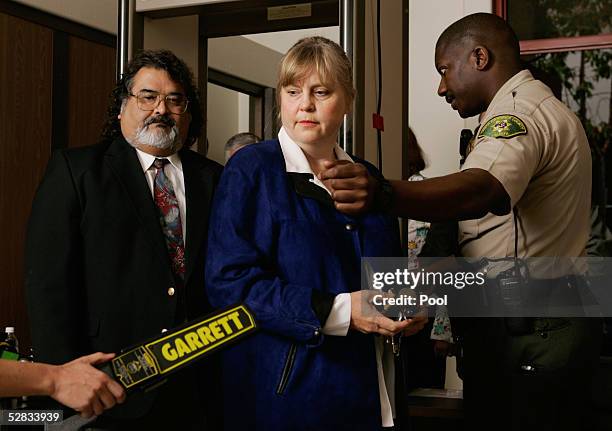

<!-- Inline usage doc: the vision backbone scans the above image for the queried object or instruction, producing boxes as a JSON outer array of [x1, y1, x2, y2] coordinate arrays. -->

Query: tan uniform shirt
[[459, 70, 591, 258]]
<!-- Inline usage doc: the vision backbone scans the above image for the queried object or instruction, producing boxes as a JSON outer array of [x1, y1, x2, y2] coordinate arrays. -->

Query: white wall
[[204, 86, 251, 165], [207, 83, 241, 164], [408, 0, 491, 178], [207, 36, 282, 160], [238, 93, 250, 132], [208, 36, 281, 88], [244, 26, 339, 54], [144, 15, 199, 72]]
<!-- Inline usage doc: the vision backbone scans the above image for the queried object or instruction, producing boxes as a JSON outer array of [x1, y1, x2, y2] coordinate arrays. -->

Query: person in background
[[206, 36, 426, 431], [224, 132, 261, 161], [0, 353, 125, 418]]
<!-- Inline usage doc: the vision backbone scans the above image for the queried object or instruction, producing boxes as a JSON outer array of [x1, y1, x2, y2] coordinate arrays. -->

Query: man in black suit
[[25, 50, 222, 430]]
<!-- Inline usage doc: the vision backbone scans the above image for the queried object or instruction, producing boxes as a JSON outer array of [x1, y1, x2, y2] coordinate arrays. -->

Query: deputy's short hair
[[436, 13, 521, 64]]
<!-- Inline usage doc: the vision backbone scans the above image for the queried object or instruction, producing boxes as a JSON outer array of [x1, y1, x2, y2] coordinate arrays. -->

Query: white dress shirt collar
[[277, 127, 353, 195], [134, 148, 183, 173]]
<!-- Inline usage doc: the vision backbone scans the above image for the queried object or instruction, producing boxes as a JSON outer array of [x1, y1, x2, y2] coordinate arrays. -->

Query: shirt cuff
[[322, 293, 351, 336]]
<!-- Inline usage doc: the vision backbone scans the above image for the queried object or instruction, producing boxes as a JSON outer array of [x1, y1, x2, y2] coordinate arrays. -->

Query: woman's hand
[[349, 291, 413, 336]]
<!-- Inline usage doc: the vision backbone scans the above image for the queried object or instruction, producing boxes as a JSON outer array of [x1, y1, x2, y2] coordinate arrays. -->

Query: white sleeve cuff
[[322, 292, 351, 336]]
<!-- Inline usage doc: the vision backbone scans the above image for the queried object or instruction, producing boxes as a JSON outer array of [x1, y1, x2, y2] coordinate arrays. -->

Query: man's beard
[[129, 115, 181, 150]]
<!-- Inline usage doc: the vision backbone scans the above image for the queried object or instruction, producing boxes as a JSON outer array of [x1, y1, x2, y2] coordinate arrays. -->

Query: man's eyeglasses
[[129, 90, 189, 115]]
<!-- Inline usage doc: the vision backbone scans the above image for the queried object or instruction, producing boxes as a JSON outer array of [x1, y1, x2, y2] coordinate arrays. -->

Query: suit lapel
[[181, 148, 215, 285], [104, 138, 173, 273]]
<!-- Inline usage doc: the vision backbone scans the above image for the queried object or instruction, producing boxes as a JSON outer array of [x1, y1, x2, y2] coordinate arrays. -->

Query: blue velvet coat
[[206, 140, 401, 431]]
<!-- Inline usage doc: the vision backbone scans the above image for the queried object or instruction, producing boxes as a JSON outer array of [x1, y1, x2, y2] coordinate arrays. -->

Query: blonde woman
[[206, 37, 425, 430]]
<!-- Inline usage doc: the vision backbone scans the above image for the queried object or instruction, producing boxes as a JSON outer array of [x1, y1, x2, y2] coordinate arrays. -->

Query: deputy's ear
[[471, 46, 489, 71]]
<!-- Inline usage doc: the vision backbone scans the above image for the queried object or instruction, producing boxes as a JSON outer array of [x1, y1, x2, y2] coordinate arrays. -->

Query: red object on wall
[[372, 113, 384, 131]]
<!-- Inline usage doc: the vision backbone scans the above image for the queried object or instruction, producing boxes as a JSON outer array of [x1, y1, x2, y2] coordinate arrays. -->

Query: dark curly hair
[[100, 49, 202, 147]]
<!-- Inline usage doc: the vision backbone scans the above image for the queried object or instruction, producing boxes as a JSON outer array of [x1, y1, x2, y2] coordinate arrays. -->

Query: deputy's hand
[[49, 352, 126, 418], [349, 291, 412, 336], [319, 161, 376, 215]]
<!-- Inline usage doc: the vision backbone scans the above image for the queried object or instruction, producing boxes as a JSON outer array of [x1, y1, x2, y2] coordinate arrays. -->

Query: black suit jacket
[[25, 137, 223, 420]]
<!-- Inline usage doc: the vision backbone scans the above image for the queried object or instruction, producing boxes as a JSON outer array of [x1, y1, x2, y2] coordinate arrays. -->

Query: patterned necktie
[[153, 158, 185, 283]]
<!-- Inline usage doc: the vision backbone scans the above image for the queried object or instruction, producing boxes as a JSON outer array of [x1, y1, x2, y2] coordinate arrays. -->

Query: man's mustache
[[143, 115, 175, 128]]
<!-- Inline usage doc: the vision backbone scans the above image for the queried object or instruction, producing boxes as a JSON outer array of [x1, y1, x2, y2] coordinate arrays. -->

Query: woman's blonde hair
[[277, 36, 355, 111]]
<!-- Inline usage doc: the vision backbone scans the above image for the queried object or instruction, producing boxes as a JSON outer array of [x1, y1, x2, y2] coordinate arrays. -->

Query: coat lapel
[[181, 148, 216, 285], [104, 138, 173, 273], [287, 172, 335, 209]]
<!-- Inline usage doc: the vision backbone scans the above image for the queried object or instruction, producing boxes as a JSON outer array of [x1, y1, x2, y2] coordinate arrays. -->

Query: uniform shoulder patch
[[478, 114, 527, 139]]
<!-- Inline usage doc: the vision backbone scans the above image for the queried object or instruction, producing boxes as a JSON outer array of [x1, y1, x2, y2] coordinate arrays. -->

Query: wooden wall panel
[[67, 36, 116, 148], [0, 12, 53, 351]]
